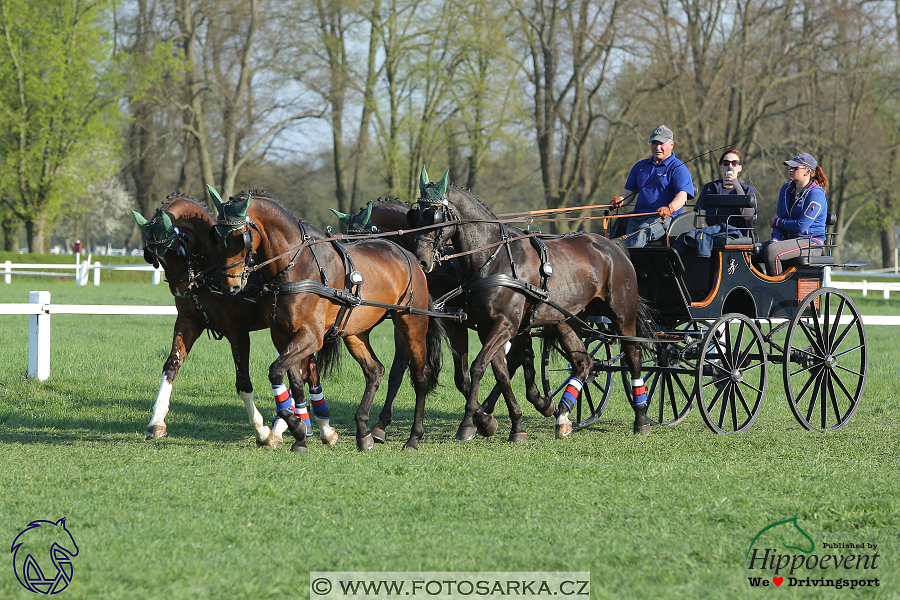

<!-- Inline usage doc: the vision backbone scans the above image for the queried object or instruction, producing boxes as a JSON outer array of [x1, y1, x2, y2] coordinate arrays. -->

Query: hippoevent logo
[[11, 518, 79, 594], [746, 517, 880, 590]]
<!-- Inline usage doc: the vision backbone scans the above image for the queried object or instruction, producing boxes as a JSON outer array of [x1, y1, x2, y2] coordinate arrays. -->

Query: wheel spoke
[[798, 318, 826, 357], [803, 366, 826, 423], [826, 371, 844, 427]]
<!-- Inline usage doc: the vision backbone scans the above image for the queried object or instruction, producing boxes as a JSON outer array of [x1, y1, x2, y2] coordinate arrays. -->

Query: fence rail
[[1, 291, 897, 382], [3, 259, 162, 285]]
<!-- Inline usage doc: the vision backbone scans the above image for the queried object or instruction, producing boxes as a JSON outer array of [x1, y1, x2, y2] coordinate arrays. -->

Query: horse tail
[[635, 295, 657, 356], [418, 300, 445, 395], [315, 336, 343, 379]]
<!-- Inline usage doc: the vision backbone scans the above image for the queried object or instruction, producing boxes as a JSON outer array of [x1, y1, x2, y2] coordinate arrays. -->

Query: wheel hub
[[825, 354, 836, 368], [730, 369, 743, 383]]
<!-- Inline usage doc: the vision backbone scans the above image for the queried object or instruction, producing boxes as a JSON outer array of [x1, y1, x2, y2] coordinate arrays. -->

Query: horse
[[132, 194, 339, 451], [212, 189, 444, 451], [332, 196, 554, 442], [409, 168, 654, 439]]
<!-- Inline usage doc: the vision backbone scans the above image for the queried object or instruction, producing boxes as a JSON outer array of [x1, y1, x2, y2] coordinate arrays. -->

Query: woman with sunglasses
[[764, 152, 828, 275], [694, 148, 756, 228]]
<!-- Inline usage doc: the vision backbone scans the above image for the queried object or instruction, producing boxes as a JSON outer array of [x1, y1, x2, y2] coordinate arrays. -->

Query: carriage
[[540, 193, 869, 434]]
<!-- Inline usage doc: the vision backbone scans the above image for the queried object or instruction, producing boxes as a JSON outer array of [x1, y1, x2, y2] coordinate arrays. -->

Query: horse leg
[[305, 357, 339, 446], [552, 322, 593, 439], [622, 338, 650, 435], [147, 316, 202, 439], [442, 322, 479, 441], [372, 328, 408, 444], [224, 330, 282, 448], [465, 319, 517, 439], [481, 334, 554, 418], [268, 334, 318, 453], [487, 351, 527, 442], [392, 312, 439, 451], [342, 333, 385, 452]]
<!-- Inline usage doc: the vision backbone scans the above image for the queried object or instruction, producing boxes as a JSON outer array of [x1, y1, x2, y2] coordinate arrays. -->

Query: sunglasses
[[788, 165, 808, 171], [721, 160, 741, 167]]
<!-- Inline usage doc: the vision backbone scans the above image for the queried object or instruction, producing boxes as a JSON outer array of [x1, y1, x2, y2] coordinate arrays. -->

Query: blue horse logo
[[11, 518, 79, 594]]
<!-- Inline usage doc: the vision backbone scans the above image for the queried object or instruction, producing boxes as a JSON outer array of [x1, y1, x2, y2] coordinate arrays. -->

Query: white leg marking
[[148, 374, 173, 429], [240, 391, 271, 443]]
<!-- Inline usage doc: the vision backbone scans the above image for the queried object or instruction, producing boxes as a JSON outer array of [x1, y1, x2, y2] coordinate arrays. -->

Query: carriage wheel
[[627, 321, 702, 426], [783, 288, 867, 431], [696, 313, 768, 434], [540, 321, 615, 428]]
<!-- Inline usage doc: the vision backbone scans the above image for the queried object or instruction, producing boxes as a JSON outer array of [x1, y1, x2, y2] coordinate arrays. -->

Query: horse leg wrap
[[309, 384, 338, 445], [273, 383, 306, 440], [559, 377, 583, 413], [293, 400, 314, 438], [630, 378, 648, 408]]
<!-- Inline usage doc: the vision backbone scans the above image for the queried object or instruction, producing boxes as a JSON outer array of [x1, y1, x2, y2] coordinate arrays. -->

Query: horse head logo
[[11, 518, 79, 594], [747, 516, 815, 558]]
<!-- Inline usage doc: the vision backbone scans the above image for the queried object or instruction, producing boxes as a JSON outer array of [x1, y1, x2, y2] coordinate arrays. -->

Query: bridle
[[215, 215, 262, 292], [414, 193, 456, 267], [142, 220, 196, 296]]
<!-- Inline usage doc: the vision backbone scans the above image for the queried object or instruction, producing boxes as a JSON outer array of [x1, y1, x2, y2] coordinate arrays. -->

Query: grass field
[[0, 281, 898, 599]]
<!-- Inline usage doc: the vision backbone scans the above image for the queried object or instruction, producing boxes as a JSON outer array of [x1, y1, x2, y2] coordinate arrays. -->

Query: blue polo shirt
[[624, 154, 695, 215]]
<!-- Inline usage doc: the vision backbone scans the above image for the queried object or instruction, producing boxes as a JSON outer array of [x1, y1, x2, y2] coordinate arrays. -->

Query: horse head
[[410, 167, 455, 273], [209, 185, 261, 295], [12, 518, 79, 594], [330, 200, 375, 234], [133, 203, 198, 297]]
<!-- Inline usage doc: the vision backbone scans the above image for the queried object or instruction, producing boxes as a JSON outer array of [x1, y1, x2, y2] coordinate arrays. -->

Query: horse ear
[[361, 201, 373, 224], [132, 211, 150, 232], [330, 208, 349, 226], [207, 184, 225, 211], [435, 169, 450, 196], [231, 196, 250, 220], [160, 211, 173, 231], [419, 167, 430, 194]]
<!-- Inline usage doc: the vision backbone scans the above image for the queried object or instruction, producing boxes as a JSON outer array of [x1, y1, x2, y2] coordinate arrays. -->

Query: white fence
[[2, 291, 900, 382], [3, 258, 162, 285]]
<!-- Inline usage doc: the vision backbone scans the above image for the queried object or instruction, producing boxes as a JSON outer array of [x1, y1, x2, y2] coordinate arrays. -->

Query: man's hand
[[611, 195, 625, 209], [657, 205, 674, 219]]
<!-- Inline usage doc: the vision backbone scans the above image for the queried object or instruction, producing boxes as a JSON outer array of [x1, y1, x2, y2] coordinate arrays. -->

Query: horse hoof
[[145, 424, 167, 440], [403, 440, 419, 451], [455, 425, 478, 441], [357, 434, 374, 452], [256, 431, 283, 449], [536, 397, 556, 418], [508, 431, 527, 443], [475, 415, 499, 438], [371, 426, 387, 444], [290, 440, 308, 453], [556, 421, 573, 439], [633, 423, 652, 435], [320, 428, 340, 447]]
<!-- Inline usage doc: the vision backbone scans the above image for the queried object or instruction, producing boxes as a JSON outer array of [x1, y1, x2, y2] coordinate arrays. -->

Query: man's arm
[[657, 191, 688, 219], [611, 189, 635, 209]]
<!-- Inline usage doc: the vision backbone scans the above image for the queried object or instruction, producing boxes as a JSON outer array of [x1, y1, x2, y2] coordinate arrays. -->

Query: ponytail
[[812, 166, 828, 192]]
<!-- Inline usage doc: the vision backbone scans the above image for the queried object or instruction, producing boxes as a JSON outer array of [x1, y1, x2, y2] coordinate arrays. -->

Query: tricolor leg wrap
[[309, 384, 331, 419], [631, 378, 648, 408], [273, 383, 293, 413], [293, 399, 314, 437], [559, 377, 583, 413]]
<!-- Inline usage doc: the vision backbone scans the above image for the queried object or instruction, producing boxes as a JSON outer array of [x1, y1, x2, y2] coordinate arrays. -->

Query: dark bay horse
[[333, 197, 554, 442], [410, 173, 653, 438], [213, 190, 443, 451], [133, 194, 338, 450]]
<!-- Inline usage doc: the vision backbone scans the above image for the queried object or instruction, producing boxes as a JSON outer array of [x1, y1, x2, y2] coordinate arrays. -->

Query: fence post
[[93, 261, 101, 286], [4, 260, 10, 284], [27, 291, 50, 380]]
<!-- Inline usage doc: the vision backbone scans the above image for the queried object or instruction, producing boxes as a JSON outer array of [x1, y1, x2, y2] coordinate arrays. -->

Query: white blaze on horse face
[[240, 391, 271, 443], [148, 374, 173, 430]]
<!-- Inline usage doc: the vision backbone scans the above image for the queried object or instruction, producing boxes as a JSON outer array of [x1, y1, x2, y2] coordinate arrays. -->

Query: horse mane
[[374, 197, 410, 210], [447, 183, 496, 218], [157, 192, 215, 219], [230, 188, 301, 224]]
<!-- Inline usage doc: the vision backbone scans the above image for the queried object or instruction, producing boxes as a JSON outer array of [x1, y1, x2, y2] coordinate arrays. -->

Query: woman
[[764, 152, 828, 276], [694, 148, 756, 228]]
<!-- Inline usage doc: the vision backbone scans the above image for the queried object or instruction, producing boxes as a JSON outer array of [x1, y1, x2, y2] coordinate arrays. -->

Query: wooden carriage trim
[[690, 253, 723, 308], [742, 253, 797, 281]]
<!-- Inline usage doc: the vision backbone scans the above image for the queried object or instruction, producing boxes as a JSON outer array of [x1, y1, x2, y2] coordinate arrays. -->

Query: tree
[[0, 0, 125, 253]]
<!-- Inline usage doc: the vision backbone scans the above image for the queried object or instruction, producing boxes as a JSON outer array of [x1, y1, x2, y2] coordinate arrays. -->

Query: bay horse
[[133, 194, 339, 451], [332, 197, 554, 442], [409, 169, 654, 439], [213, 189, 443, 451]]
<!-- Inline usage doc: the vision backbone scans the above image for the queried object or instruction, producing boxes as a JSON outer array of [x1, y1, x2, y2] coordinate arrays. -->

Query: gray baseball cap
[[784, 152, 817, 170], [649, 125, 674, 143]]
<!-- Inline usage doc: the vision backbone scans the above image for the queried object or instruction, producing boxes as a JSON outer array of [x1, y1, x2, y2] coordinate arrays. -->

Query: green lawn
[[0, 282, 897, 599]]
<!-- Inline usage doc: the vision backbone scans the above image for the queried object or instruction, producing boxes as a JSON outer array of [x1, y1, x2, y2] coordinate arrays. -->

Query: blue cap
[[784, 153, 817, 170]]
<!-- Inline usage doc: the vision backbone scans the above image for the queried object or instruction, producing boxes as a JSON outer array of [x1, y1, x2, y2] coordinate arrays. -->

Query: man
[[611, 125, 695, 247]]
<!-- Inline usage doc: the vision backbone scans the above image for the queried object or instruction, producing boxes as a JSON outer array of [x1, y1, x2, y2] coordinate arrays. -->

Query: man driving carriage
[[611, 125, 696, 247]]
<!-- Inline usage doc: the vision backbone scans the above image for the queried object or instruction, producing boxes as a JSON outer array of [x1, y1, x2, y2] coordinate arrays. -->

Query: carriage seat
[[701, 194, 757, 248], [780, 212, 838, 267]]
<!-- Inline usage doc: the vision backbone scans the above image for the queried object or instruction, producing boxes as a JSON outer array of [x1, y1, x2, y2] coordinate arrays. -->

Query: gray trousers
[[764, 238, 822, 275]]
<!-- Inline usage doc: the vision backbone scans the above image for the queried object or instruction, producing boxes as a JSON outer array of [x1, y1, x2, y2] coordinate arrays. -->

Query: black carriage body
[[628, 245, 825, 324]]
